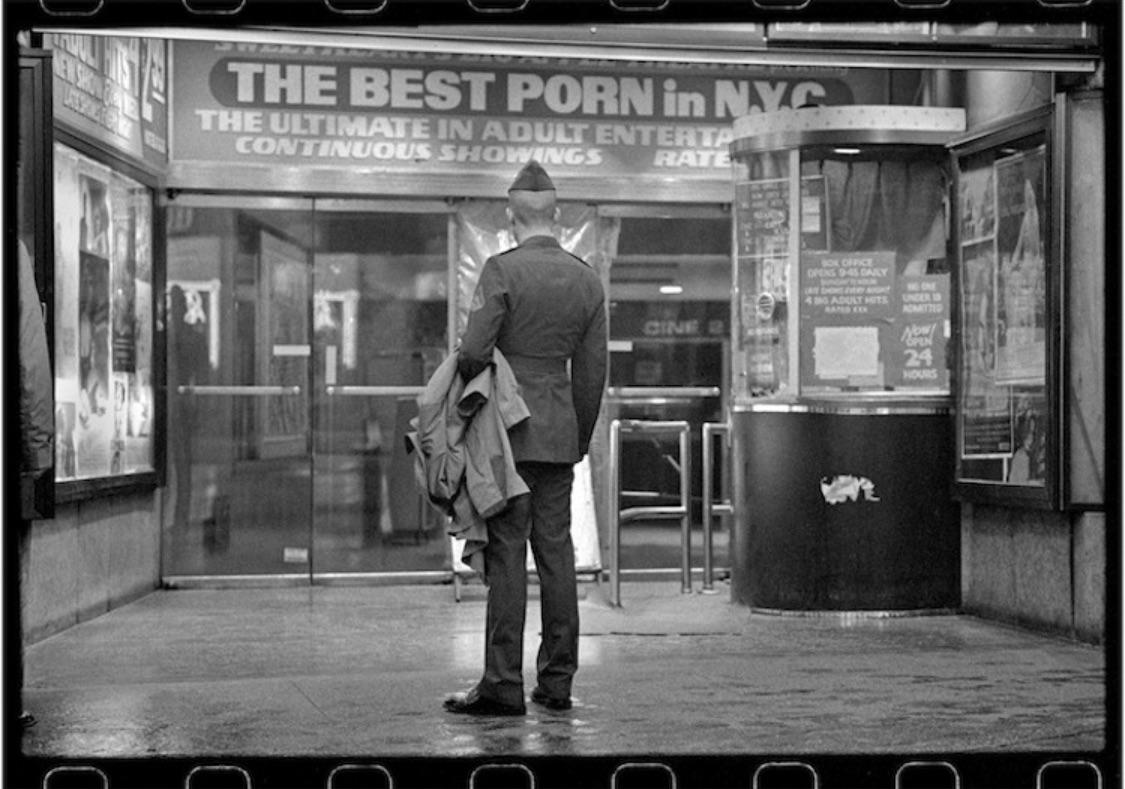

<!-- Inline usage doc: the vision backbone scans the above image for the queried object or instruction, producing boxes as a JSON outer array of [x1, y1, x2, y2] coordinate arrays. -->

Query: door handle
[[177, 385, 302, 396], [325, 386, 424, 397]]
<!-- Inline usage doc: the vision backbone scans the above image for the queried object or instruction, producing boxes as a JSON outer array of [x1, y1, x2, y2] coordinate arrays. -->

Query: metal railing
[[608, 419, 691, 607], [701, 421, 733, 594]]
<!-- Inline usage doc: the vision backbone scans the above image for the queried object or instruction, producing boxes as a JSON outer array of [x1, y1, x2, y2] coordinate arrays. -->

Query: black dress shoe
[[444, 688, 526, 716], [530, 687, 572, 711]]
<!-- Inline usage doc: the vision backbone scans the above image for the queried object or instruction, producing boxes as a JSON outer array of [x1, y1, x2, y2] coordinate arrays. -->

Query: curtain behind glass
[[821, 158, 946, 273]]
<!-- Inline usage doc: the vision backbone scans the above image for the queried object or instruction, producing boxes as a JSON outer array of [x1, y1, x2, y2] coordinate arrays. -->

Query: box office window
[[797, 148, 951, 395], [733, 145, 953, 400], [53, 143, 155, 482]]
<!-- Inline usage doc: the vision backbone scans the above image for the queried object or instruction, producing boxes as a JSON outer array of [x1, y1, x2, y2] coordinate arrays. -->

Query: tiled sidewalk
[[16, 582, 1107, 787]]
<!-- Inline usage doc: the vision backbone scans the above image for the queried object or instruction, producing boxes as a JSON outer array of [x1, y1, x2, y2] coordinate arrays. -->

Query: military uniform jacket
[[458, 235, 607, 465]]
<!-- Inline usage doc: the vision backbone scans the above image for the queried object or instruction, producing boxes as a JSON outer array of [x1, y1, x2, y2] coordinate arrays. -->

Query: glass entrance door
[[603, 207, 732, 573], [310, 201, 451, 577], [162, 197, 451, 580], [164, 196, 316, 578]]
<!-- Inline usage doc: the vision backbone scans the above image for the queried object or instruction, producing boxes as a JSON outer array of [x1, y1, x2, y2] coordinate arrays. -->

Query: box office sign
[[798, 251, 950, 391], [171, 41, 892, 179], [45, 34, 169, 169]]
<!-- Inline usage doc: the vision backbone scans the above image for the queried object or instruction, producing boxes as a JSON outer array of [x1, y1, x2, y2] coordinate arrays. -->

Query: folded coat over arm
[[405, 349, 530, 575]]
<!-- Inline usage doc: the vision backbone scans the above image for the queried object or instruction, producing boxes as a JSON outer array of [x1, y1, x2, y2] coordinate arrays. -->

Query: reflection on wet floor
[[439, 702, 597, 757], [22, 583, 1104, 759]]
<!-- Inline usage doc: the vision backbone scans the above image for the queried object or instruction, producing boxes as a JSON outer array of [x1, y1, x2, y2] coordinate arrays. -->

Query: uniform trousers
[[479, 461, 577, 707]]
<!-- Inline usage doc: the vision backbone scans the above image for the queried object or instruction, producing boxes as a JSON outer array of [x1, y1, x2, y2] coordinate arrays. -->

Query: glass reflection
[[608, 215, 730, 575], [312, 210, 449, 574], [163, 204, 315, 576]]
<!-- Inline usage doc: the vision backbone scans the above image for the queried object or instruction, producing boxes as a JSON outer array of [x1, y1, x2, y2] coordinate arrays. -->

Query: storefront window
[[53, 143, 155, 481], [797, 147, 951, 394]]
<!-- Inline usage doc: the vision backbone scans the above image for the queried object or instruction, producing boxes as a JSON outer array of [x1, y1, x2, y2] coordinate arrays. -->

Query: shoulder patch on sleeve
[[469, 284, 485, 312]]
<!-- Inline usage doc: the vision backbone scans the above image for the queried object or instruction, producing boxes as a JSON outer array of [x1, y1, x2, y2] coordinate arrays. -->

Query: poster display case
[[948, 106, 1059, 507], [52, 142, 156, 491], [726, 106, 966, 612], [43, 31, 167, 500]]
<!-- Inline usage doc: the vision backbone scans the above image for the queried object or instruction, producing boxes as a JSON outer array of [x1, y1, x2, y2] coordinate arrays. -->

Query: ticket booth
[[728, 106, 966, 612]]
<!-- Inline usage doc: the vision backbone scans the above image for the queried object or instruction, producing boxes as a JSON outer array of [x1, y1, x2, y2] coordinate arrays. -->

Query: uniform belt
[[506, 355, 567, 374]]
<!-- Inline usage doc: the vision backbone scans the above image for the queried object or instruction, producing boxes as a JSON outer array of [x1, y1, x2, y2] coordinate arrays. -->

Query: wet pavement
[[16, 581, 1107, 787]]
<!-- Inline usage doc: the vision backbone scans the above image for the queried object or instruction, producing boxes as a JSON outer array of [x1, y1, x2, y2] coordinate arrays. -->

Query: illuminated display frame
[[52, 141, 158, 498], [950, 105, 1064, 509]]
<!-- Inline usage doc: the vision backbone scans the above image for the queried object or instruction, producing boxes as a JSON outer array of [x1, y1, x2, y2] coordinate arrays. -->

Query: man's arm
[[457, 258, 507, 382], [571, 292, 607, 457], [18, 240, 53, 473]]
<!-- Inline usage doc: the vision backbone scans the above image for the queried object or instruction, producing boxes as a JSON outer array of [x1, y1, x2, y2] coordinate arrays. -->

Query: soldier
[[444, 161, 607, 716]]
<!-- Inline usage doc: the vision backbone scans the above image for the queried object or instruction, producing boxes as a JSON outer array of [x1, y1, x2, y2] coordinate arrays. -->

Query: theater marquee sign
[[171, 41, 892, 185]]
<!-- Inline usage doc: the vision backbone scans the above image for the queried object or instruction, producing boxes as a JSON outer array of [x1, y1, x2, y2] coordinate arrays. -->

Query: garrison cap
[[508, 160, 556, 192]]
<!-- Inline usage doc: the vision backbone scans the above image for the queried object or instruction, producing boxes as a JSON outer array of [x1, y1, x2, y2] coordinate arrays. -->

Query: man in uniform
[[444, 161, 607, 716]]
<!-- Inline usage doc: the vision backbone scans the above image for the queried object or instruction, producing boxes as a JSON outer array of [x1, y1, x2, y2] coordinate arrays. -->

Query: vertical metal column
[[677, 424, 692, 596], [701, 421, 733, 594], [609, 419, 622, 606]]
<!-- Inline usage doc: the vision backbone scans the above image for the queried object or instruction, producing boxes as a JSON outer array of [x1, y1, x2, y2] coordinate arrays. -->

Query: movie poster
[[994, 147, 1047, 384], [111, 183, 137, 372], [961, 239, 997, 384], [958, 164, 996, 243], [1008, 387, 1047, 485], [130, 281, 153, 439], [956, 145, 1049, 485], [54, 143, 155, 481], [75, 249, 113, 478], [959, 206, 1012, 459], [130, 192, 155, 443], [53, 146, 81, 404], [80, 172, 111, 258]]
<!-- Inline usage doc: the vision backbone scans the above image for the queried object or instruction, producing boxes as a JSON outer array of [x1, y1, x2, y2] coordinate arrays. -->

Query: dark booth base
[[731, 407, 960, 612]]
